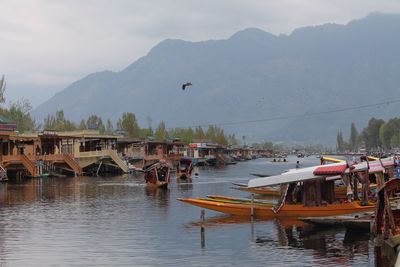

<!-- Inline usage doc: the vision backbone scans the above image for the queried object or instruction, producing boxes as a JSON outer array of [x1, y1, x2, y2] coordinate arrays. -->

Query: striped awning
[[313, 163, 348, 175]]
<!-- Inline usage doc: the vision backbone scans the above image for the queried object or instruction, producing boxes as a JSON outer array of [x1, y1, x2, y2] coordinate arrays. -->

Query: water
[[0, 156, 382, 266]]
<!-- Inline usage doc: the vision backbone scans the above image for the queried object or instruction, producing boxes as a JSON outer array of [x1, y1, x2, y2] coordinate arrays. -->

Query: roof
[[0, 115, 13, 124], [314, 163, 348, 175], [248, 157, 396, 188]]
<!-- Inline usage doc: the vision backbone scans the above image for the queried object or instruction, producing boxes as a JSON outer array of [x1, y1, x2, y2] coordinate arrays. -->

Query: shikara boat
[[144, 160, 171, 188], [179, 157, 397, 218], [178, 195, 374, 218], [177, 157, 193, 180]]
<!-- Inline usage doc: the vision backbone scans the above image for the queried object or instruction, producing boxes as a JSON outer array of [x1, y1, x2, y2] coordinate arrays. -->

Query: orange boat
[[178, 195, 375, 218]]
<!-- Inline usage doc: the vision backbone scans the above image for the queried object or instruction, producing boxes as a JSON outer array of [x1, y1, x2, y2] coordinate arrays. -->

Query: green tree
[[43, 110, 76, 131], [349, 123, 359, 152], [86, 115, 105, 133], [117, 112, 140, 137], [154, 121, 168, 140], [379, 118, 400, 149], [78, 119, 86, 130], [336, 130, 346, 152], [194, 126, 205, 140], [105, 119, 114, 134], [0, 75, 6, 104], [360, 118, 385, 150], [6, 99, 36, 132]]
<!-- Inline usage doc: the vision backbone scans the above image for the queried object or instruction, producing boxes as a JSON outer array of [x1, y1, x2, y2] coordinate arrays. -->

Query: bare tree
[[0, 75, 6, 104]]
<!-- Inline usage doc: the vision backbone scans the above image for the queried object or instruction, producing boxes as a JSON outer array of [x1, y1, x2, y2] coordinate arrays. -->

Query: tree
[[105, 119, 114, 134], [349, 122, 359, 152], [86, 115, 105, 133], [359, 118, 385, 150], [117, 112, 140, 137], [43, 110, 76, 131], [379, 118, 400, 149], [194, 126, 205, 140], [154, 121, 168, 140], [6, 99, 36, 132], [336, 130, 346, 152], [78, 119, 86, 130], [0, 75, 6, 104]]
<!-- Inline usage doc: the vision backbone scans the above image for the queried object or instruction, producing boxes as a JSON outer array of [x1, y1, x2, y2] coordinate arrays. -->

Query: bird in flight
[[182, 82, 192, 90]]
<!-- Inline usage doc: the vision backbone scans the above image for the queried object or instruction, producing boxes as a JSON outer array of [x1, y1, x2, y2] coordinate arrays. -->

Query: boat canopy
[[248, 157, 396, 188]]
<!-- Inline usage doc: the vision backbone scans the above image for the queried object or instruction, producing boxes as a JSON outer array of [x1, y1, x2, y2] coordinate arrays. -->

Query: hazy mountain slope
[[33, 13, 400, 144]]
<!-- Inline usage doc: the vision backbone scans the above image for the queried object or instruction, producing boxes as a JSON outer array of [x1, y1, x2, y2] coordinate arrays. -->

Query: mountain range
[[33, 13, 400, 144]]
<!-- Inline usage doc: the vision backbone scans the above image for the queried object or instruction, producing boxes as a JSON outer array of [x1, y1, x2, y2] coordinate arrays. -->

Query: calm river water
[[0, 156, 386, 266]]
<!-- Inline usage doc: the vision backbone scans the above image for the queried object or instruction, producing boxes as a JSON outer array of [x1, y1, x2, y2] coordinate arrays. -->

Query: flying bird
[[182, 82, 192, 90]]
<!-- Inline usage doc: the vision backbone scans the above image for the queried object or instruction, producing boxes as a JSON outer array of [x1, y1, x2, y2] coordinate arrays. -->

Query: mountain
[[33, 13, 400, 144]]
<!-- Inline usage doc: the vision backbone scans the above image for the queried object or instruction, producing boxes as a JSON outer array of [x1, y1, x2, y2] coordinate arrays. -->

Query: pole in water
[[200, 209, 205, 248], [251, 194, 254, 217]]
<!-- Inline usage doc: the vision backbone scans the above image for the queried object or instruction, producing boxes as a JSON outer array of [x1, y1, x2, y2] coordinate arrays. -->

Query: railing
[[62, 154, 83, 175], [20, 154, 37, 177]]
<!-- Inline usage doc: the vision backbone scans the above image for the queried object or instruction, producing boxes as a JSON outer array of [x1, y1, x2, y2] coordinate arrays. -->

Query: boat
[[179, 157, 397, 218], [144, 160, 171, 188], [177, 157, 193, 180], [178, 195, 374, 218]]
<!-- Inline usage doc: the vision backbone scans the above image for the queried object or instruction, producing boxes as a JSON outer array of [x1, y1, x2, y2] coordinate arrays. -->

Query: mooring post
[[251, 194, 254, 217], [200, 209, 205, 248]]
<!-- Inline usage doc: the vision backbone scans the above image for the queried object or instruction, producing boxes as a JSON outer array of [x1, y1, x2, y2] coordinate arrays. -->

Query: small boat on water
[[177, 157, 193, 180], [144, 160, 171, 188], [179, 157, 397, 218]]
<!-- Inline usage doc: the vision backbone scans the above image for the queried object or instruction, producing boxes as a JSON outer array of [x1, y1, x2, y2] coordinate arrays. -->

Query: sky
[[1, 0, 400, 108]]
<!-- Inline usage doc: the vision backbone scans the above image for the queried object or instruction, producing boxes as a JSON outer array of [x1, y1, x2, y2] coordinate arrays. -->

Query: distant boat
[[144, 160, 171, 188], [177, 157, 193, 180]]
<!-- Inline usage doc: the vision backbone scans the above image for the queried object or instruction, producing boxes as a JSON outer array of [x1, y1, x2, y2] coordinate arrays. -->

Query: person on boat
[[295, 161, 301, 169]]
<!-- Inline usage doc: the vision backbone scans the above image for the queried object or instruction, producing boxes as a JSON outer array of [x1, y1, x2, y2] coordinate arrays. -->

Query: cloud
[[1, 0, 400, 107]]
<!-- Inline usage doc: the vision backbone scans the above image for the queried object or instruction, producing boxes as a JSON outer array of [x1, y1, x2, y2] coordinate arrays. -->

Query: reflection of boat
[[177, 157, 193, 180], [178, 195, 374, 218], [144, 160, 171, 188]]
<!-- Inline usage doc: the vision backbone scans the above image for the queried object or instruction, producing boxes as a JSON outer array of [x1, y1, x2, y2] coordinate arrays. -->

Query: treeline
[[337, 117, 400, 152], [0, 105, 236, 145]]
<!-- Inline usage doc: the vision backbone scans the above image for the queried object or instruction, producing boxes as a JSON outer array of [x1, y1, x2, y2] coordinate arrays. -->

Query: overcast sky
[[1, 0, 400, 107]]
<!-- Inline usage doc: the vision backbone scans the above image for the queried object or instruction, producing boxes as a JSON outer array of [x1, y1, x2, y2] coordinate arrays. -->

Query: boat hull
[[177, 197, 375, 218]]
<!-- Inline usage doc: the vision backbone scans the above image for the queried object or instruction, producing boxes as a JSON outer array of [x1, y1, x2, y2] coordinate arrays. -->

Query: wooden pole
[[200, 209, 205, 248], [251, 194, 254, 217]]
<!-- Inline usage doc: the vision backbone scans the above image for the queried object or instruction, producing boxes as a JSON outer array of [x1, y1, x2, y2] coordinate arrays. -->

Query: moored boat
[[178, 195, 374, 218], [179, 157, 396, 218]]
